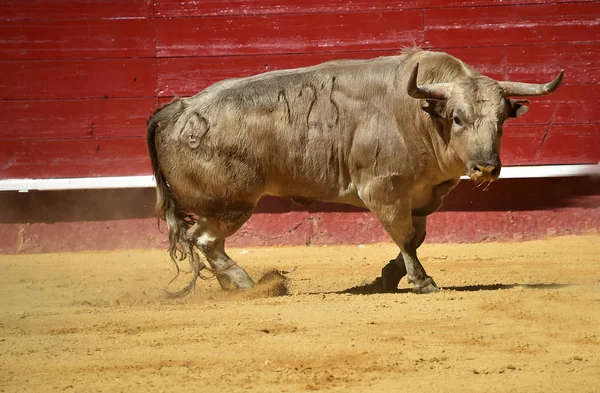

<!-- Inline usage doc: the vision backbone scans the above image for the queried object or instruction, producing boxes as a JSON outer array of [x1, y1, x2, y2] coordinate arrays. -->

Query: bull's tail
[[147, 102, 209, 297]]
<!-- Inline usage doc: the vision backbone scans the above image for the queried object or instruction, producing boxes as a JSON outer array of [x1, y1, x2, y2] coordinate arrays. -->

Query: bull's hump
[[218, 56, 398, 93]]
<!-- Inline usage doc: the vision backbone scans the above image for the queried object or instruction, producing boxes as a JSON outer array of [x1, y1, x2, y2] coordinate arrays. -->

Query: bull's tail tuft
[[146, 102, 211, 297]]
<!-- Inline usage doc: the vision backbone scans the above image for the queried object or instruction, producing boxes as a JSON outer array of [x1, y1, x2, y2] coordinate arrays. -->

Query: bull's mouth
[[467, 171, 500, 182], [466, 164, 501, 183]]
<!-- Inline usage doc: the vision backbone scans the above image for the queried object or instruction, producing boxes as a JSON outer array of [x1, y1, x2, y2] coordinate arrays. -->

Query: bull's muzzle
[[468, 162, 501, 181]]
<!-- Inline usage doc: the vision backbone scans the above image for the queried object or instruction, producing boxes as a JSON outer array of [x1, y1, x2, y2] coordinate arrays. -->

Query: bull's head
[[407, 63, 563, 182]]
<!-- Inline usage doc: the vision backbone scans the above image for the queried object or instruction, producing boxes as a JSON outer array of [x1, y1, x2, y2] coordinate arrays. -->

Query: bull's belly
[[266, 177, 459, 215], [265, 179, 366, 209]]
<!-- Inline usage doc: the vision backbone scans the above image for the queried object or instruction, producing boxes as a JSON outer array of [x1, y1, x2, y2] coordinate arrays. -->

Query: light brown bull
[[147, 48, 563, 295]]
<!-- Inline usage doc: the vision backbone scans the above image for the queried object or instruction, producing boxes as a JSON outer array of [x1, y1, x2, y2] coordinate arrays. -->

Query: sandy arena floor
[[1, 235, 599, 392]]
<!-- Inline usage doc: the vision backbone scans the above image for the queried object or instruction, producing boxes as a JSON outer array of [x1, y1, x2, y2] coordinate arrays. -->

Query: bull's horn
[[406, 62, 452, 100], [499, 70, 564, 97]]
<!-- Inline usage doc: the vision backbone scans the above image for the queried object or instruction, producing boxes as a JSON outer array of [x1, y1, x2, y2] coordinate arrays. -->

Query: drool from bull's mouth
[[146, 47, 563, 296]]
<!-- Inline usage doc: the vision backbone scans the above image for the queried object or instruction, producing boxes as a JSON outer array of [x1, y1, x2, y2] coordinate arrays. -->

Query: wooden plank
[[154, 0, 597, 16], [502, 124, 599, 165], [157, 51, 397, 96], [425, 3, 600, 48], [0, 58, 157, 100], [155, 10, 424, 57], [501, 125, 546, 165], [505, 43, 599, 85], [0, 0, 153, 20], [154, 0, 422, 17], [424, 0, 595, 8], [0, 138, 151, 179], [0, 18, 155, 60], [537, 124, 600, 164], [0, 98, 159, 140]]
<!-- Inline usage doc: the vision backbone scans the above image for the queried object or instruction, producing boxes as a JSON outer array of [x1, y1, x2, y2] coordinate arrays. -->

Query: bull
[[147, 48, 563, 295]]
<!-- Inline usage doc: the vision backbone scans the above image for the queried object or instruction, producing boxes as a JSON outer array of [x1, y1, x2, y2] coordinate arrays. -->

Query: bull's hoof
[[217, 273, 255, 291], [235, 280, 255, 290], [412, 282, 440, 294], [410, 276, 440, 294], [219, 280, 252, 291]]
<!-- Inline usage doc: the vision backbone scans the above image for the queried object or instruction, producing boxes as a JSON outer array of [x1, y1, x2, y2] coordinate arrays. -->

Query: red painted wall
[[1, 0, 599, 179]]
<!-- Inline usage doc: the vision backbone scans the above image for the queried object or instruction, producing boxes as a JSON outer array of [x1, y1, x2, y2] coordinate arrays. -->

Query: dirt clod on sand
[[223, 268, 290, 301], [1, 235, 599, 393]]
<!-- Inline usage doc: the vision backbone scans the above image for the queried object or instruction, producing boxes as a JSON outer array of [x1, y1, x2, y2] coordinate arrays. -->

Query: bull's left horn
[[499, 70, 564, 97], [406, 62, 452, 100]]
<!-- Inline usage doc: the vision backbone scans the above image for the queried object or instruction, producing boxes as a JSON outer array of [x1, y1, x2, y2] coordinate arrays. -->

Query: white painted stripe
[[494, 163, 600, 179], [1, 164, 598, 192], [1, 176, 156, 192]]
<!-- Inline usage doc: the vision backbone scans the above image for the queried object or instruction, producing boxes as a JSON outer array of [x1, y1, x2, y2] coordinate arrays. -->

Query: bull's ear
[[422, 99, 446, 119], [507, 99, 529, 118]]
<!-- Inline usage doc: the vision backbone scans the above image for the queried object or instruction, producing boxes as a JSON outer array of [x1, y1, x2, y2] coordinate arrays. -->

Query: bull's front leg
[[370, 199, 439, 294], [381, 216, 427, 292]]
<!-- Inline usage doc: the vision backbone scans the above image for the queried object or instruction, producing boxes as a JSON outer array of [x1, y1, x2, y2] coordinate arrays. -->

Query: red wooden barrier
[[0, 59, 157, 100], [0, 98, 158, 140], [0, 0, 598, 179], [0, 0, 153, 20], [425, 3, 600, 47], [155, 10, 424, 57], [0, 19, 155, 61], [155, 0, 422, 17], [0, 138, 150, 178]]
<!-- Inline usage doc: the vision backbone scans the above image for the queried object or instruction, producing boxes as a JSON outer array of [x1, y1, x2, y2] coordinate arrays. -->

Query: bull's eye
[[453, 116, 463, 126]]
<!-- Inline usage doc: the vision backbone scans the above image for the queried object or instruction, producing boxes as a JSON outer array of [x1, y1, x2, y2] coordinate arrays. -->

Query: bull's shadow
[[330, 279, 572, 295]]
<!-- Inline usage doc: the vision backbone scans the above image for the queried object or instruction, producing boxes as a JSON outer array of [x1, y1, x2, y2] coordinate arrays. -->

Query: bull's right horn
[[406, 62, 452, 100], [499, 70, 564, 97]]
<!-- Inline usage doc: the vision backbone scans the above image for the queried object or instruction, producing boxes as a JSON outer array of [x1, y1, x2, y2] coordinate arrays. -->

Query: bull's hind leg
[[189, 215, 255, 291], [198, 235, 254, 290], [381, 216, 427, 292]]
